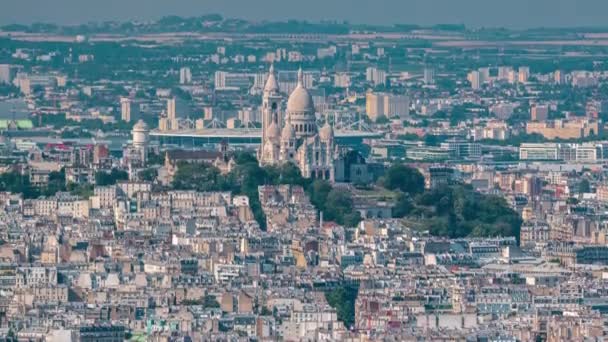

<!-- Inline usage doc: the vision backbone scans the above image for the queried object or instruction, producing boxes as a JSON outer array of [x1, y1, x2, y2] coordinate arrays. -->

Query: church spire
[[264, 63, 279, 93], [297, 67, 303, 86]]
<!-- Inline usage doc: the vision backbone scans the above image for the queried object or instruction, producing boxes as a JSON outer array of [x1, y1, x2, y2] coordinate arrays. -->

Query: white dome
[[287, 85, 314, 113], [319, 122, 334, 141], [133, 119, 148, 131], [281, 123, 295, 140], [286, 68, 314, 113], [266, 121, 280, 140]]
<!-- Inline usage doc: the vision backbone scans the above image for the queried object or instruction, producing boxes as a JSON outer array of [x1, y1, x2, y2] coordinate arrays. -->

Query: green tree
[[274, 162, 310, 187], [414, 185, 522, 240], [382, 164, 425, 195], [95, 169, 129, 186], [375, 115, 390, 124], [42, 169, 67, 196], [139, 168, 158, 182], [308, 179, 332, 211], [325, 189, 360, 227], [579, 179, 591, 193], [67, 183, 94, 199], [325, 285, 359, 328], [0, 171, 40, 199], [393, 193, 414, 218], [203, 295, 220, 308]]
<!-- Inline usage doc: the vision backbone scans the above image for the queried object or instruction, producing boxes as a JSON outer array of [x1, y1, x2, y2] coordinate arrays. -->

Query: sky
[[1, 0, 607, 29]]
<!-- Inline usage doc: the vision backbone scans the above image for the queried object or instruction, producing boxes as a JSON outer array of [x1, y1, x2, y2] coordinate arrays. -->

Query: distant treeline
[[0, 15, 469, 35]]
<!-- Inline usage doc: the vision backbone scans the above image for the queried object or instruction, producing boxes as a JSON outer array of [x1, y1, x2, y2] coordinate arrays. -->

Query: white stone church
[[258, 65, 338, 182]]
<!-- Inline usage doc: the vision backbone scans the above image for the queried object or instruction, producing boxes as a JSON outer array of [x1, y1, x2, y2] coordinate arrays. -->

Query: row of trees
[[0, 168, 129, 199]]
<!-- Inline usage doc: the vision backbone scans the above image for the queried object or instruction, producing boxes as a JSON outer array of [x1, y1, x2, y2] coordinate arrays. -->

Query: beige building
[[366, 92, 410, 121], [530, 104, 549, 121], [526, 119, 600, 140], [366, 92, 383, 121]]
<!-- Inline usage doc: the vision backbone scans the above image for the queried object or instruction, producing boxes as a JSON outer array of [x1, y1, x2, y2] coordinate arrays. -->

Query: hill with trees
[[382, 163, 522, 240], [171, 153, 361, 229]]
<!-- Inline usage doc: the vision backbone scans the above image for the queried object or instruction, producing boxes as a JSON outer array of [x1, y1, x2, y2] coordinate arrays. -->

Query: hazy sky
[[1, 0, 607, 29]]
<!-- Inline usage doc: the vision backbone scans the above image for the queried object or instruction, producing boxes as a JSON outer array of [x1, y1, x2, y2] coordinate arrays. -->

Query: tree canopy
[[410, 184, 522, 240], [95, 169, 129, 186], [325, 284, 359, 328], [382, 164, 425, 195]]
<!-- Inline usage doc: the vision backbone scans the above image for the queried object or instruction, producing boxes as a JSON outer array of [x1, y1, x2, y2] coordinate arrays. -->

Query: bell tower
[[261, 64, 282, 143], [259, 64, 283, 165]]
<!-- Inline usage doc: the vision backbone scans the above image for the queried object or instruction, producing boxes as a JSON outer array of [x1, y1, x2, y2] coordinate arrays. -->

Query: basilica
[[258, 65, 338, 182]]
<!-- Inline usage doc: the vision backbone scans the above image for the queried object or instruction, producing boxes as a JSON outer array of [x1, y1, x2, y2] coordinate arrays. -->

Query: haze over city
[[2, 0, 608, 28], [4, 1, 608, 341]]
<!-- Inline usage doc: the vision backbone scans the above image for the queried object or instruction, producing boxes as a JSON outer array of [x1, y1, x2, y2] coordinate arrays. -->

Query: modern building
[[0, 64, 13, 84], [518, 66, 530, 83], [366, 67, 386, 86], [468, 71, 482, 90], [366, 92, 410, 121], [160, 97, 191, 131], [519, 143, 560, 161], [366, 92, 384, 121], [120, 97, 132, 122], [440, 139, 481, 159], [179, 67, 192, 84], [215, 71, 252, 90], [406, 146, 451, 161], [530, 104, 549, 122], [423, 68, 435, 85]]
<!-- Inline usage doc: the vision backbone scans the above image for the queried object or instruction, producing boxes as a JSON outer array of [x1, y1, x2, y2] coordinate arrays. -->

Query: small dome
[[319, 122, 334, 141], [281, 123, 295, 140], [266, 121, 280, 140], [133, 119, 148, 131]]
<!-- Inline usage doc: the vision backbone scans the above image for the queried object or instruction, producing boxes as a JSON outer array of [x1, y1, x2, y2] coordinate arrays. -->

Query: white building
[[366, 92, 410, 120], [0, 64, 13, 84], [468, 71, 482, 90], [518, 66, 530, 83], [334, 73, 351, 88], [366, 67, 387, 86], [423, 68, 435, 85], [258, 66, 337, 181], [179, 67, 192, 84], [120, 97, 132, 122]]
